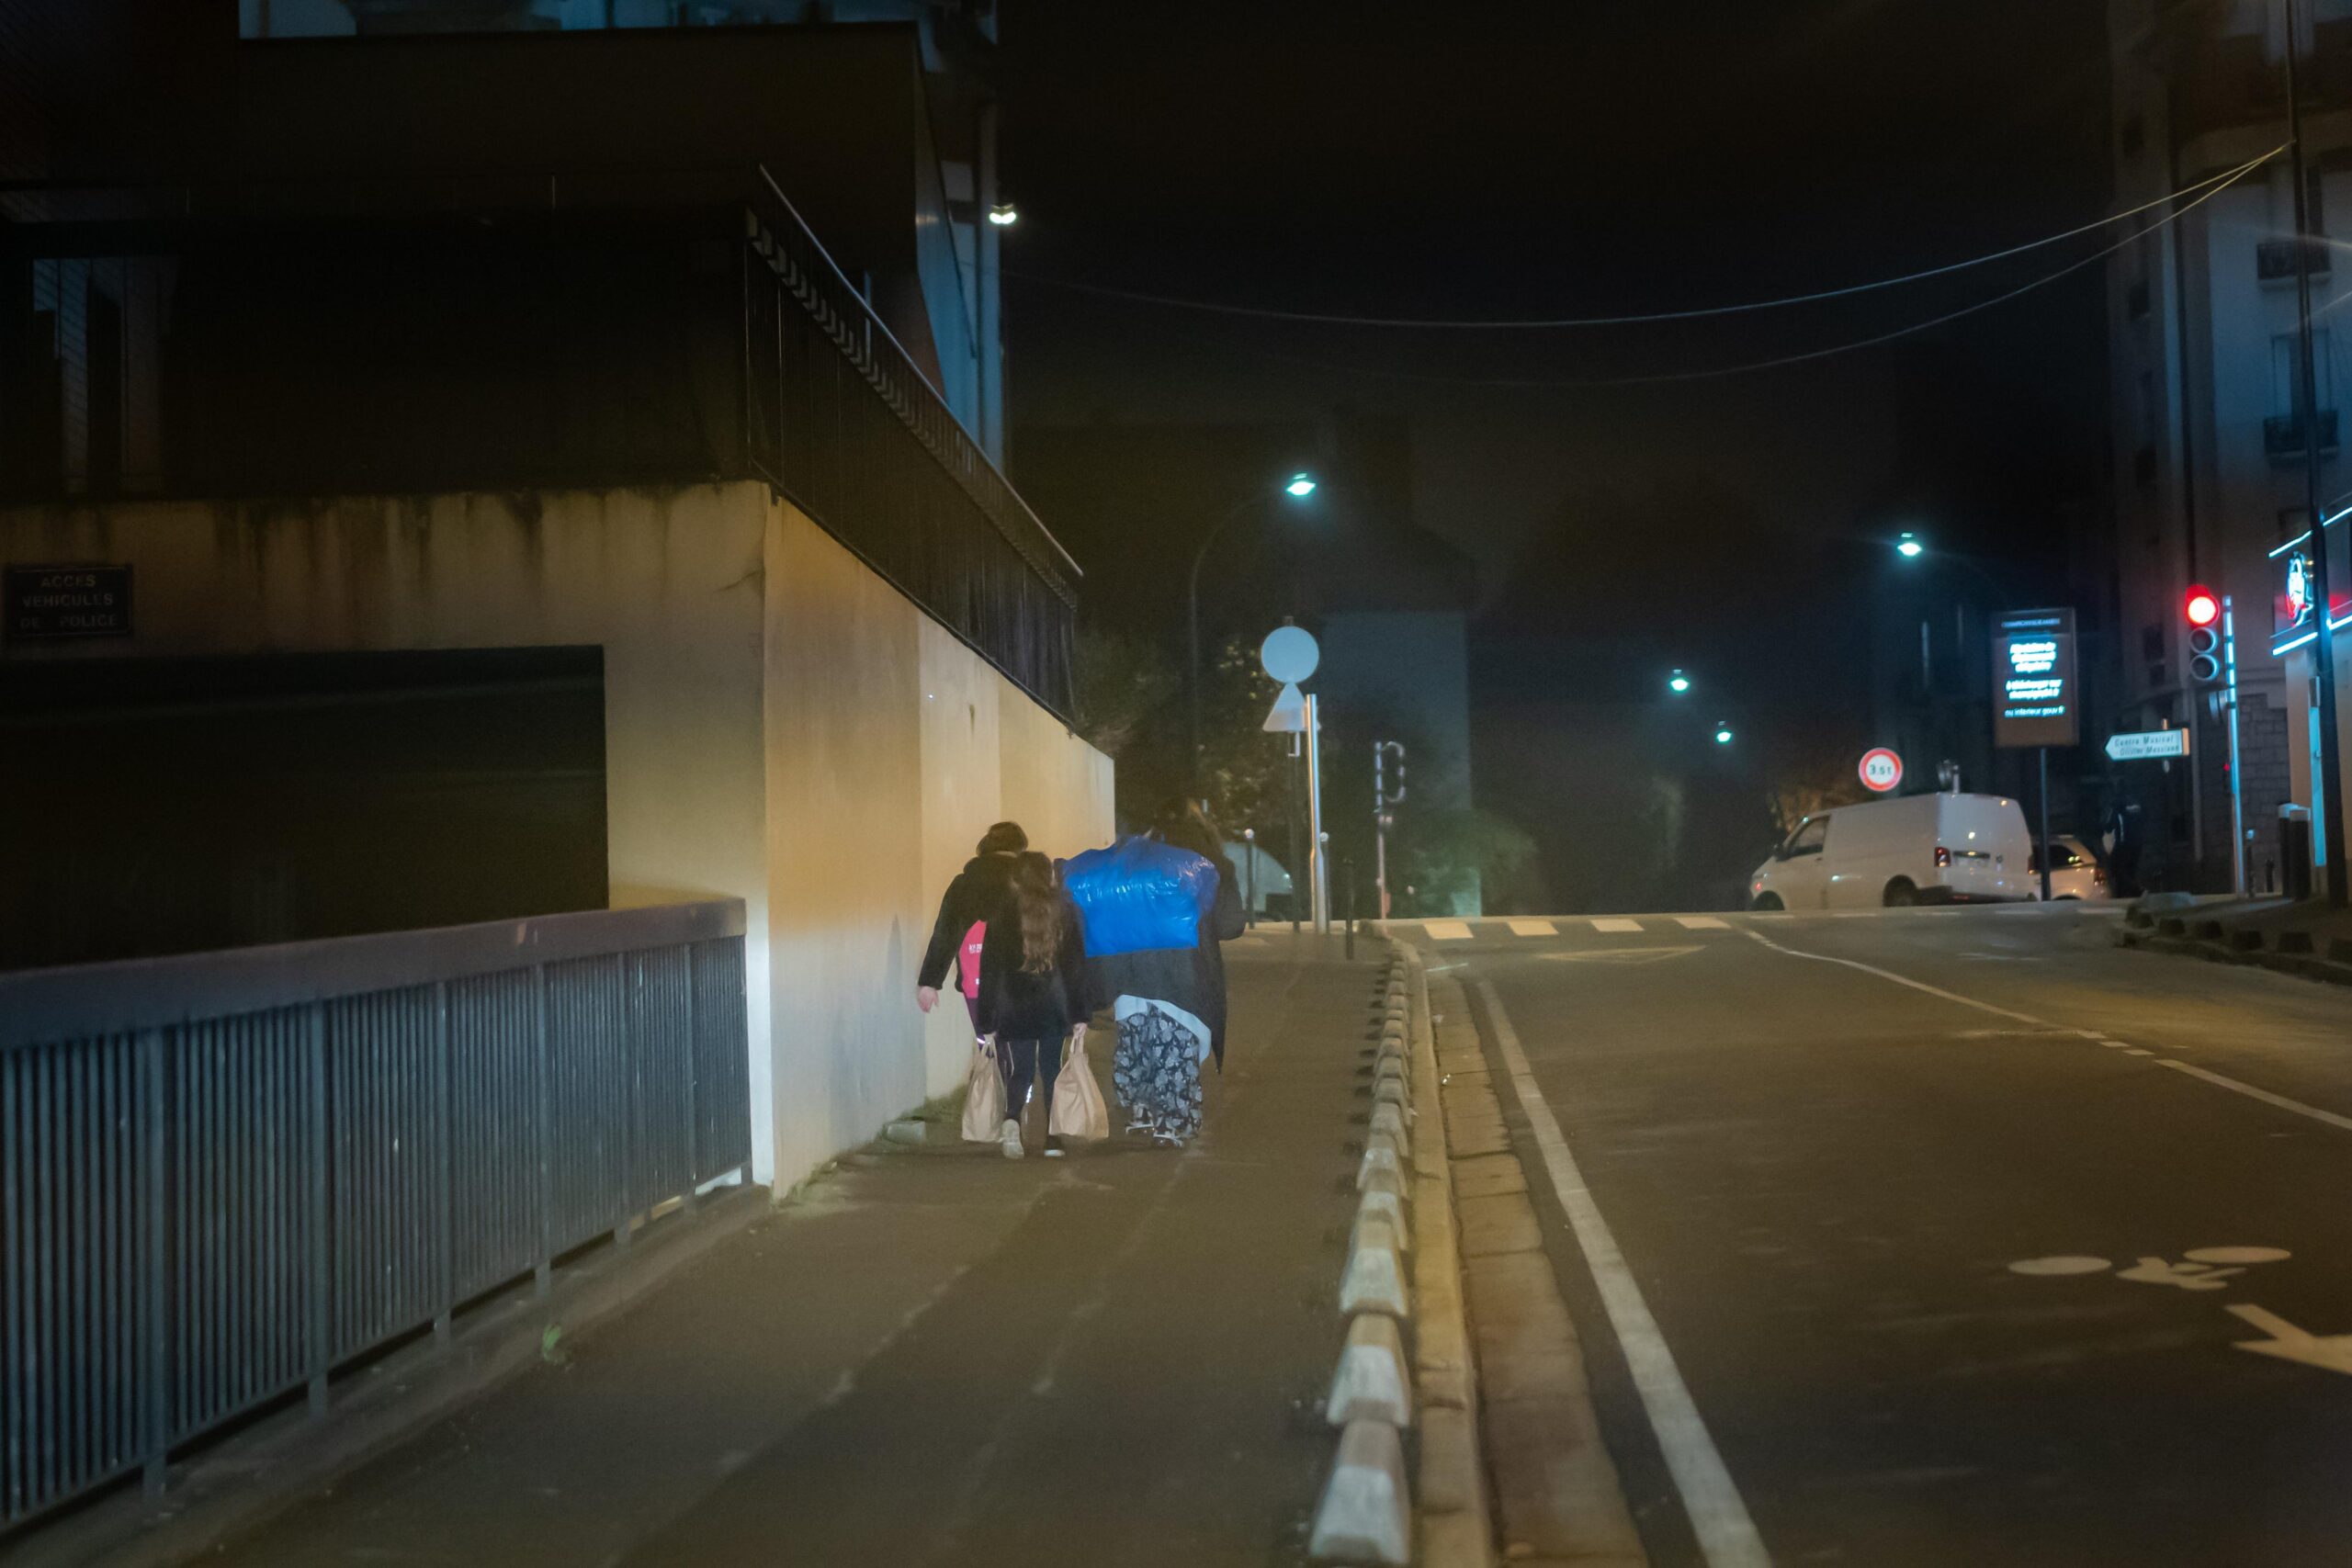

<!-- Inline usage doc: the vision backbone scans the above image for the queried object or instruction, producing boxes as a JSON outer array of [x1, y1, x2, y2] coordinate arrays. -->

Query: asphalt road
[[1410, 905, 2352, 1567]]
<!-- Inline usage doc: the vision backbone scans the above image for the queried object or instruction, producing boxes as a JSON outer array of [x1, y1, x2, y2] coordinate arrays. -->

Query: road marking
[[1742, 926, 2352, 1140], [2123, 1048, 2155, 1057], [1423, 920, 1475, 942], [1507, 919, 1558, 937], [2008, 1256, 2110, 1276], [2155, 1059, 2352, 1135], [2228, 1304, 2352, 1377], [2188, 1246, 2292, 1265], [1677, 916, 1730, 931], [1537, 945, 1704, 965], [1475, 978, 1770, 1567], [1591, 918, 1644, 933]]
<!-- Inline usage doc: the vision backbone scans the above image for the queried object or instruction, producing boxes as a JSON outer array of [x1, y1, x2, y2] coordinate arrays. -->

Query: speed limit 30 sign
[[1859, 748, 1904, 794]]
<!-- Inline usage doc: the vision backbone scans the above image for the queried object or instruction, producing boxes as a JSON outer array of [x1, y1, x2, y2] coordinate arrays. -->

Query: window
[[2273, 329, 2335, 415], [1783, 818, 1828, 858]]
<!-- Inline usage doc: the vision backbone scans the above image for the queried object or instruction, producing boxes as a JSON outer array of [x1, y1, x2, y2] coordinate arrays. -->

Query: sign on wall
[[4, 564, 132, 641], [1991, 607, 2079, 750]]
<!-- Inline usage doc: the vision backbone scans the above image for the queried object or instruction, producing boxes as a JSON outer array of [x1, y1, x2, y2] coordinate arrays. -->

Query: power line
[[1008, 147, 2284, 331], [1222, 152, 2270, 389]]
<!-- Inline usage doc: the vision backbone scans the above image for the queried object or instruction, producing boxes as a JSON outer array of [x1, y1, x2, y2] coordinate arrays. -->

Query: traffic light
[[2185, 584, 2222, 684]]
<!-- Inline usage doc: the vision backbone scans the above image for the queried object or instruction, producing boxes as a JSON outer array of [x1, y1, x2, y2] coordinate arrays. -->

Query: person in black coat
[[916, 821, 1028, 1034], [1087, 799, 1246, 1147], [977, 852, 1090, 1158]]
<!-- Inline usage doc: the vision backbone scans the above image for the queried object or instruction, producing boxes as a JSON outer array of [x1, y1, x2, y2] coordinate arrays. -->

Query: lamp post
[[1187, 473, 1317, 780]]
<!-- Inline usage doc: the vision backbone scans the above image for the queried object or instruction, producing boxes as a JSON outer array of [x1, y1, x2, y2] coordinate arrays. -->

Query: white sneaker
[[1000, 1117, 1024, 1159]]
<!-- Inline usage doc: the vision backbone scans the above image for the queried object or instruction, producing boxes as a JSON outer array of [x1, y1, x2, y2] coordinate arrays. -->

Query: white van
[[1747, 793, 2035, 910]]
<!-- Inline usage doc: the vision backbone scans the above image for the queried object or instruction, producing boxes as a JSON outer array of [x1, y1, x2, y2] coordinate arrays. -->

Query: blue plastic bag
[[1061, 837, 1217, 957]]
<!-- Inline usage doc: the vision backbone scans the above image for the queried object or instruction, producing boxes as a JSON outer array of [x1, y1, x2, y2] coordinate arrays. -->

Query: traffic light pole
[[2226, 595, 2248, 896], [2040, 747, 2054, 904], [2288, 0, 2350, 906]]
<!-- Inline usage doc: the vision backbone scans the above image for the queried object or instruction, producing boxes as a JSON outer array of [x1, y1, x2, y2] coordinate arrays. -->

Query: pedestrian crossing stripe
[[1423, 919, 1475, 941], [1591, 919, 1642, 933], [1676, 916, 1728, 931], [1506, 919, 1558, 936]]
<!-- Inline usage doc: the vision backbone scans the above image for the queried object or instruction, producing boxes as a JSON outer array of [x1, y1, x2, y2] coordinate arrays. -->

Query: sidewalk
[[192, 931, 1382, 1567]]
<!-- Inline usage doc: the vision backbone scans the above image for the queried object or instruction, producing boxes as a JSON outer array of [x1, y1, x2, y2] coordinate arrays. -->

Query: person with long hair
[[916, 821, 1028, 1037], [976, 852, 1090, 1158]]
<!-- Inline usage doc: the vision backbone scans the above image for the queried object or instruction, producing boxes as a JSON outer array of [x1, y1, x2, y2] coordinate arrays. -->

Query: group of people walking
[[916, 802, 1245, 1158]]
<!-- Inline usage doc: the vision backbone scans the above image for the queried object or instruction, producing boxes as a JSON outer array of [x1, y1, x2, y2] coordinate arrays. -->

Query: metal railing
[[0, 899, 752, 1532]]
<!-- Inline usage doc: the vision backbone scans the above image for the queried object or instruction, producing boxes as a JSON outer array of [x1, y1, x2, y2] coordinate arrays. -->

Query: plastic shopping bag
[[960, 1037, 1005, 1142], [1048, 1033, 1111, 1142]]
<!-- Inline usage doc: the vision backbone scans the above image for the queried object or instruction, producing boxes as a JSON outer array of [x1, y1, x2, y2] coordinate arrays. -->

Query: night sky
[[998, 1, 2117, 903], [999, 0, 2113, 696]]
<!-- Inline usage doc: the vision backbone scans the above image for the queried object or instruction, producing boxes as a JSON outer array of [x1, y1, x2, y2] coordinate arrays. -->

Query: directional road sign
[[2106, 729, 2190, 761]]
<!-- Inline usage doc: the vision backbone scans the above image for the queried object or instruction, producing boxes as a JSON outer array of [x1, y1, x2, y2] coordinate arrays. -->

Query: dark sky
[[997, 0, 2116, 727]]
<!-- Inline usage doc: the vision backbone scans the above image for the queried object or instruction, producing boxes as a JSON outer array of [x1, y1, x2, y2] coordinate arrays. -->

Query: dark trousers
[[999, 1036, 1064, 1120]]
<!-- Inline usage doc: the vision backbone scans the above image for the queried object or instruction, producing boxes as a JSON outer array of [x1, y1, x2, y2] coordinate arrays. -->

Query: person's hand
[[916, 986, 939, 1013], [1072, 1021, 1088, 1042]]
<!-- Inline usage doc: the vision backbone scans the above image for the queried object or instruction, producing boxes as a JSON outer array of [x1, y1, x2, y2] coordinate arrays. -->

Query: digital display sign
[[1992, 607, 2079, 750]]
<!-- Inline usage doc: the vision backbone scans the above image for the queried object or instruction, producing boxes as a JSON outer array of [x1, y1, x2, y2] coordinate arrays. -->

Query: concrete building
[[0, 19, 1108, 1190], [2104, 0, 2352, 892], [233, 0, 1012, 465]]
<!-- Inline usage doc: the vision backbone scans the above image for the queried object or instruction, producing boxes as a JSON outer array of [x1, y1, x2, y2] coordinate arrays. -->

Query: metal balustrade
[[0, 899, 751, 1532]]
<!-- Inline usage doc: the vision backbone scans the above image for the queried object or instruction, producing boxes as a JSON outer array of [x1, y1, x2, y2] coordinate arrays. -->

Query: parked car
[[1748, 792, 2036, 910], [2031, 834, 2109, 900]]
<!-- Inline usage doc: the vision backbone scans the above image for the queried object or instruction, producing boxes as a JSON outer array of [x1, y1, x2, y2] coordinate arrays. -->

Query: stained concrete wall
[[0, 480, 1112, 1189]]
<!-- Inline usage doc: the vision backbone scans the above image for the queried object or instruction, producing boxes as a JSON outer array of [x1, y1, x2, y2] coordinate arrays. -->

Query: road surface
[[1408, 904, 2352, 1566]]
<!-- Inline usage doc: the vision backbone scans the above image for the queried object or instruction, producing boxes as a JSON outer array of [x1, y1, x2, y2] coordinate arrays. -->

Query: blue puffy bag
[[1061, 837, 1217, 957]]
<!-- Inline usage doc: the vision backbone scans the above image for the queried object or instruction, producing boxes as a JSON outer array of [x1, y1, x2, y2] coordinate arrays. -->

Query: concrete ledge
[[1341, 1224, 1412, 1319], [1309, 1419, 1412, 1566], [1327, 1313, 1414, 1427]]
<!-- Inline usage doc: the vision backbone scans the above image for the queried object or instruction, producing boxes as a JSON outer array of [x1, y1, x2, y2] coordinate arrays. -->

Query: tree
[[1069, 626, 1179, 760]]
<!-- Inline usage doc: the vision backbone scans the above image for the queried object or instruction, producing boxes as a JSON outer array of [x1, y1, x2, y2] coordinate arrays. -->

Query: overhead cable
[[1008, 146, 2285, 330]]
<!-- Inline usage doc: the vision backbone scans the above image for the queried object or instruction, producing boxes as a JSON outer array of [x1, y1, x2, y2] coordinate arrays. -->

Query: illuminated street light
[[988, 203, 1020, 227], [1668, 668, 1691, 694], [1714, 723, 1735, 745], [1895, 531, 1926, 559], [1285, 473, 1317, 498]]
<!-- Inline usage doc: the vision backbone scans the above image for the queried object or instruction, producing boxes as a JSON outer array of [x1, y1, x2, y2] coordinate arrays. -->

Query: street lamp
[[1714, 723, 1735, 745], [987, 203, 1019, 227], [1188, 474, 1321, 775], [1668, 668, 1691, 694], [1895, 531, 1926, 559]]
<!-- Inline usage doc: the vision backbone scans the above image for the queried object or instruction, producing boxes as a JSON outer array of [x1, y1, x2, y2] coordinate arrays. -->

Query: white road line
[[1677, 916, 1730, 931], [1592, 918, 1644, 933], [1423, 920, 1475, 941], [2157, 1060, 2352, 1135], [1508, 919, 1559, 937], [1476, 978, 1770, 1567], [1743, 927, 2352, 1140]]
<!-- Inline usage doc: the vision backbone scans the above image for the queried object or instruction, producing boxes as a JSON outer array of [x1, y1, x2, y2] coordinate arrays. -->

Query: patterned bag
[[960, 1037, 1005, 1142], [1049, 1034, 1111, 1142]]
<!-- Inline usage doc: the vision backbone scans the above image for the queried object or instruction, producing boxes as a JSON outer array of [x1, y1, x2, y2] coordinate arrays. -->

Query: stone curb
[[2119, 925, 2352, 987], [1312, 944, 1493, 1567]]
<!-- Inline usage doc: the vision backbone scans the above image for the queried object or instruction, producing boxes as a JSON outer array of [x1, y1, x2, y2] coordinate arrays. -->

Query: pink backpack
[[957, 920, 985, 1000]]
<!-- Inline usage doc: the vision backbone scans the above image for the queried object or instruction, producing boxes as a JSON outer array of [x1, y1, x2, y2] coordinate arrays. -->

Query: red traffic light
[[2185, 586, 2221, 627]]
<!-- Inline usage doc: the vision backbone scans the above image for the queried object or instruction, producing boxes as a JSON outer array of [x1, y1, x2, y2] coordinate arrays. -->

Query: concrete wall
[[0, 479, 1112, 1189]]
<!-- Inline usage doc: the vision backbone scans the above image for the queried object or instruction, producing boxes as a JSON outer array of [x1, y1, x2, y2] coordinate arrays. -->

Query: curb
[[1309, 943, 1492, 1567], [2119, 922, 2352, 987]]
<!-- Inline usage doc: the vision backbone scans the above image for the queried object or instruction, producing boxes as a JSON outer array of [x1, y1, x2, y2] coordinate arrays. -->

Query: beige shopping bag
[[1049, 1033, 1111, 1142], [961, 1037, 1005, 1142]]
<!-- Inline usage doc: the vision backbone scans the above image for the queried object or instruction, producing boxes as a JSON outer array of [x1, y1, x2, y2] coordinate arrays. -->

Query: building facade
[[0, 19, 1107, 1191], [2106, 0, 2352, 893]]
